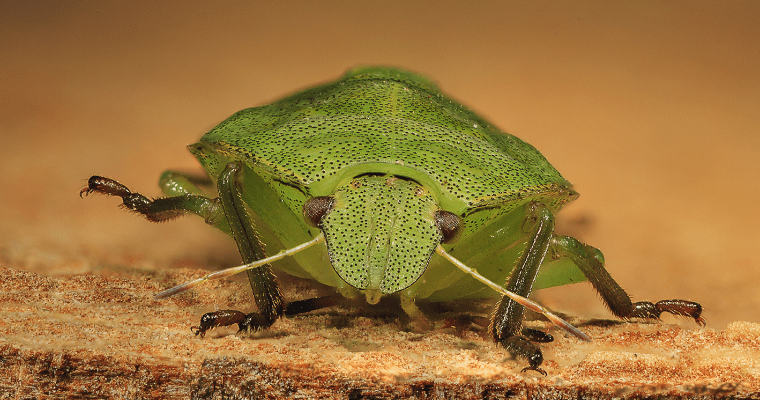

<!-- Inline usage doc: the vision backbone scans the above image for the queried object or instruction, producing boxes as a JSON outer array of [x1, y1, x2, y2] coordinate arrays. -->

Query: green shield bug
[[81, 66, 704, 375]]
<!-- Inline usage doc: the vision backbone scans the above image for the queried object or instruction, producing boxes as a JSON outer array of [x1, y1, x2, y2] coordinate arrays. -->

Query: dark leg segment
[[521, 327, 554, 343], [191, 310, 246, 338], [189, 295, 342, 337], [445, 316, 552, 344], [489, 203, 555, 375], [190, 309, 276, 337], [550, 236, 704, 326], [284, 295, 341, 316]]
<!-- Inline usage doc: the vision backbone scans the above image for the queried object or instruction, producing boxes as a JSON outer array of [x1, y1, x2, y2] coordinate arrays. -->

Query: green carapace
[[82, 66, 703, 375]]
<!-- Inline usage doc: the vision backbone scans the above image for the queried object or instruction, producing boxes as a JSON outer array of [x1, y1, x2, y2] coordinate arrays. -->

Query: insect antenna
[[154, 234, 326, 299], [153, 234, 590, 342], [435, 245, 591, 342]]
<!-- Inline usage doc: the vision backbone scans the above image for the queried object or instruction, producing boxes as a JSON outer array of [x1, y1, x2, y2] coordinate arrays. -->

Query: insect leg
[[489, 202, 555, 376], [550, 236, 705, 326], [158, 170, 213, 196], [191, 310, 246, 338], [81, 172, 284, 332], [157, 170, 234, 232], [284, 295, 341, 316], [187, 295, 340, 338], [398, 292, 434, 331], [217, 161, 284, 327], [80, 175, 225, 226]]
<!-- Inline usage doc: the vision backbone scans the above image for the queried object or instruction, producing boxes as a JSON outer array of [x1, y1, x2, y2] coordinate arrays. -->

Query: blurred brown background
[[1, 1, 758, 329]]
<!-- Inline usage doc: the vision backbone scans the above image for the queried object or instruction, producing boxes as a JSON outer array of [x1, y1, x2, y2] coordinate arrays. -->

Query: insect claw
[[520, 366, 547, 376], [79, 187, 92, 198], [190, 325, 205, 337], [191, 310, 247, 338]]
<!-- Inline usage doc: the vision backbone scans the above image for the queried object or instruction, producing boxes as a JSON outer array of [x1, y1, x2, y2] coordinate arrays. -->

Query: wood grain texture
[[0, 265, 756, 399]]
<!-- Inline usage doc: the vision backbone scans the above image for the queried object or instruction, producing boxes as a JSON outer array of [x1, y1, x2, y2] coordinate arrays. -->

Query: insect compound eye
[[435, 210, 462, 244], [303, 196, 336, 227]]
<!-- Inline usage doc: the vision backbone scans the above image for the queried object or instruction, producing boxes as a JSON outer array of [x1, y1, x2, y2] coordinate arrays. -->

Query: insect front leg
[[209, 163, 347, 336], [489, 202, 555, 376], [550, 236, 704, 326], [215, 161, 284, 331], [191, 295, 341, 338]]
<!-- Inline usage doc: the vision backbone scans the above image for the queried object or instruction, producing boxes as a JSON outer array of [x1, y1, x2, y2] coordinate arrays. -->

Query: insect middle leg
[[81, 174, 226, 226]]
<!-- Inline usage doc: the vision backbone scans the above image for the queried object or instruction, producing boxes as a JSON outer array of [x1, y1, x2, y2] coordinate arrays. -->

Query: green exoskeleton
[[82, 66, 703, 375]]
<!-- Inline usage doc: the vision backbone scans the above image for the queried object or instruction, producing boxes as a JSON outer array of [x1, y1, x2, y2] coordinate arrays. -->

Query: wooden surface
[[1, 264, 758, 399], [2, 1, 759, 398]]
